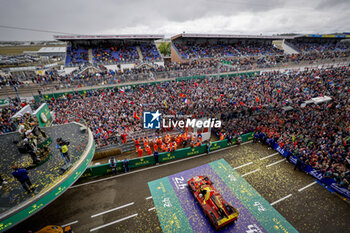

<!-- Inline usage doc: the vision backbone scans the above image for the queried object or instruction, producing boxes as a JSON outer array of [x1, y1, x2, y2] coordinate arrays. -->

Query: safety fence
[[79, 132, 254, 179]]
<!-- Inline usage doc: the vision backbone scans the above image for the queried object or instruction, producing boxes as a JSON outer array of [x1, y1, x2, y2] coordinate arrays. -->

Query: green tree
[[158, 42, 171, 57]]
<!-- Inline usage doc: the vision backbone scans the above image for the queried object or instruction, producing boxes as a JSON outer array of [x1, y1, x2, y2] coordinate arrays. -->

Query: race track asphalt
[[7, 142, 350, 233]]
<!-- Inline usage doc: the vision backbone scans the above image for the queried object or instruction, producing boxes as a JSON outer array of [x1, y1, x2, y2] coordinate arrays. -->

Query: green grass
[[0, 45, 66, 55]]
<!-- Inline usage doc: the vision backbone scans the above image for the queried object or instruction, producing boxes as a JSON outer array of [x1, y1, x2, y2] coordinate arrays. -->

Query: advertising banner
[[33, 103, 52, 127], [259, 133, 350, 200]]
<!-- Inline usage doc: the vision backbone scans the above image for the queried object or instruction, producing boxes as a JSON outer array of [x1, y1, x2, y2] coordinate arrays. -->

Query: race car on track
[[188, 175, 239, 230]]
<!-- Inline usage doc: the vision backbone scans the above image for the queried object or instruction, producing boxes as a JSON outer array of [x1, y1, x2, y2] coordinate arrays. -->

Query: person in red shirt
[[133, 138, 140, 150], [143, 137, 149, 147], [145, 145, 152, 155], [137, 147, 144, 157], [153, 141, 158, 152], [121, 132, 127, 144]]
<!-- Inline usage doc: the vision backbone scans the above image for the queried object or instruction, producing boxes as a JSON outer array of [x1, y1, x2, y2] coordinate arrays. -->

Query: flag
[[179, 93, 186, 98], [183, 98, 188, 104], [256, 97, 260, 102], [119, 89, 124, 93], [134, 112, 140, 120], [194, 82, 198, 87], [164, 100, 167, 108], [239, 101, 245, 106]]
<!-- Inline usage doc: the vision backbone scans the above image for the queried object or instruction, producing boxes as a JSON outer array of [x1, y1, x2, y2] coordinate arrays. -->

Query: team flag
[[134, 112, 140, 120]]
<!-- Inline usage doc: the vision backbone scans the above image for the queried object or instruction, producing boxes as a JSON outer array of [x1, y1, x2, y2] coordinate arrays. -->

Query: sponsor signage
[[258, 133, 350, 200]]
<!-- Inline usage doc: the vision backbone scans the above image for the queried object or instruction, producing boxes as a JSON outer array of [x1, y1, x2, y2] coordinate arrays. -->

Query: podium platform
[[0, 123, 95, 232]]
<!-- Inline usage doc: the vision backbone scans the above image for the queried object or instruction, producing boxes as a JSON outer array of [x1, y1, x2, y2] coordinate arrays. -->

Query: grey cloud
[[0, 0, 348, 41]]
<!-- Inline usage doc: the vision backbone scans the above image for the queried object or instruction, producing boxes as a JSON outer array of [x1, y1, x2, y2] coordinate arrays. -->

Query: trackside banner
[[259, 133, 350, 200]]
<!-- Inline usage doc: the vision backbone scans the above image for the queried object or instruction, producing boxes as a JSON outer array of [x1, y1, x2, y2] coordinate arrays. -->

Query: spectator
[[207, 141, 211, 154], [123, 158, 129, 173], [154, 151, 159, 165], [109, 156, 117, 175], [11, 165, 35, 193], [56, 138, 71, 165]]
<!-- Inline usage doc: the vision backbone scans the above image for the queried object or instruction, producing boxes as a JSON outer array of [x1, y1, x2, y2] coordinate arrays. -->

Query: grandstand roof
[[300, 34, 350, 38], [171, 33, 296, 41], [54, 34, 164, 41], [37, 47, 66, 54]]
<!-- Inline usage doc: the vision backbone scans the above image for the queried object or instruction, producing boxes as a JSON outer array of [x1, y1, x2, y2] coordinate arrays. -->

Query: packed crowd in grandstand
[[289, 39, 348, 53], [174, 40, 284, 59]]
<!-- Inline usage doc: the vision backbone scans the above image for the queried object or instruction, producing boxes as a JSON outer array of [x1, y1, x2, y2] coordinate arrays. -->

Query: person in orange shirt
[[176, 134, 182, 145], [219, 132, 225, 141], [158, 138, 163, 147], [165, 134, 171, 144], [145, 145, 152, 155], [137, 147, 144, 157], [182, 133, 187, 141], [173, 142, 177, 151], [133, 138, 140, 150], [195, 140, 201, 147], [161, 143, 167, 152], [153, 141, 158, 152], [143, 137, 149, 147]]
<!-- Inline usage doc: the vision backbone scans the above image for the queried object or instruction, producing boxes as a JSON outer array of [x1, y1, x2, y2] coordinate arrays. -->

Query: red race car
[[188, 175, 239, 230]]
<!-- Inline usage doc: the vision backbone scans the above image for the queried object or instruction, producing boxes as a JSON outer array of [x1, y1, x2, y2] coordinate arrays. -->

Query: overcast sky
[[0, 0, 349, 41]]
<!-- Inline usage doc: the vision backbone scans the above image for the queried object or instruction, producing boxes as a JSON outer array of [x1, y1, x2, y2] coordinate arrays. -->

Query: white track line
[[146, 196, 152, 200], [61, 220, 78, 228], [260, 152, 279, 160], [148, 207, 156, 211], [91, 202, 134, 218], [271, 194, 292, 206], [233, 161, 253, 170], [241, 168, 261, 177], [90, 213, 138, 232], [298, 181, 317, 192], [266, 159, 285, 168], [71, 141, 253, 189]]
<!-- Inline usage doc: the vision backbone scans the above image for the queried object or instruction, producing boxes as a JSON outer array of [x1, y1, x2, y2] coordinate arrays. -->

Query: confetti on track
[[148, 159, 298, 233]]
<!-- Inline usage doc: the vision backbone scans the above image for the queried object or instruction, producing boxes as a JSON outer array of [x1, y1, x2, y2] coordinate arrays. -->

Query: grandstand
[[170, 33, 350, 62], [286, 34, 350, 53], [170, 33, 292, 62], [54, 34, 164, 70]]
